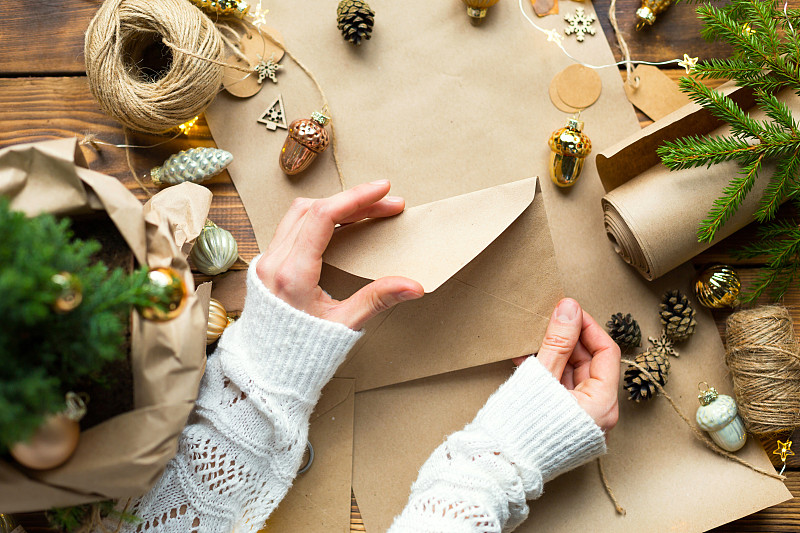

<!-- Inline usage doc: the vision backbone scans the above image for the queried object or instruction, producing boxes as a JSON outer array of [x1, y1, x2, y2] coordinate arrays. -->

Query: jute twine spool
[[84, 0, 224, 134], [725, 306, 800, 436]]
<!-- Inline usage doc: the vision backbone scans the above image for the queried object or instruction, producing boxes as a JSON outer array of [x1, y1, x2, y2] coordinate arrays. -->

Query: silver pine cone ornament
[[337, 0, 375, 45], [606, 312, 641, 352], [623, 349, 670, 402], [659, 289, 697, 343], [151, 148, 233, 186]]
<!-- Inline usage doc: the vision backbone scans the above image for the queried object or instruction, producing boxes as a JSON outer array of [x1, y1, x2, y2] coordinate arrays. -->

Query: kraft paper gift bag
[[205, 0, 792, 530], [322, 177, 562, 391]]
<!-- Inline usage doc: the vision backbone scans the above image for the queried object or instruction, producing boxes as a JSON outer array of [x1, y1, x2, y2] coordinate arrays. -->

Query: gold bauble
[[138, 267, 188, 321], [51, 271, 82, 313], [462, 0, 500, 24], [548, 118, 592, 188], [695, 265, 741, 308], [207, 298, 234, 345], [9, 414, 80, 470]]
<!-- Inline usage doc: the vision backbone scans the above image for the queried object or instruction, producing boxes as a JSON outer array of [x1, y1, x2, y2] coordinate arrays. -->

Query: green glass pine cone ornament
[[337, 0, 375, 45], [151, 148, 233, 186], [606, 312, 641, 351]]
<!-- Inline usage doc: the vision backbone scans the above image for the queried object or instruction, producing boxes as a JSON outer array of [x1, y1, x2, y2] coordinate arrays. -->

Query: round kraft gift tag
[[556, 64, 602, 109], [223, 27, 286, 98], [549, 70, 581, 113]]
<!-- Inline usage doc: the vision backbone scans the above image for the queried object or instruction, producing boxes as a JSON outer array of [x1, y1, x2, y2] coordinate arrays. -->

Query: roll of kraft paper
[[598, 84, 799, 280]]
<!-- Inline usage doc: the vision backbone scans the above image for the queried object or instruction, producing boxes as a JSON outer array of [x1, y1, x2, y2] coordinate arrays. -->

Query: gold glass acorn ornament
[[280, 111, 331, 175], [138, 267, 188, 321], [548, 117, 592, 188], [636, 0, 673, 29], [461, 0, 500, 25], [207, 297, 234, 345], [694, 264, 741, 309], [51, 271, 82, 313], [696, 383, 747, 452], [151, 147, 233, 186], [190, 220, 239, 275]]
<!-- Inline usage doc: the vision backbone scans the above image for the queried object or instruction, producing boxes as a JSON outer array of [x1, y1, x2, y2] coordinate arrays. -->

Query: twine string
[[597, 457, 626, 515], [620, 358, 786, 481], [608, 0, 639, 88]]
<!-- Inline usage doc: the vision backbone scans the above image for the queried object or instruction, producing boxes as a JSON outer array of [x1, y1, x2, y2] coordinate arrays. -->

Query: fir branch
[[697, 153, 765, 242], [757, 149, 800, 221]]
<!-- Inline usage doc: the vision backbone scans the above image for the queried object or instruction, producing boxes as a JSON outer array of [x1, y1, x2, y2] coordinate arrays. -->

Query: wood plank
[[0, 1, 96, 75], [0, 77, 258, 267]]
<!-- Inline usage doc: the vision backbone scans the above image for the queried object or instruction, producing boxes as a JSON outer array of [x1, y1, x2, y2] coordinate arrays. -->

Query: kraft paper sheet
[[0, 139, 212, 512], [205, 0, 791, 531], [600, 84, 799, 280]]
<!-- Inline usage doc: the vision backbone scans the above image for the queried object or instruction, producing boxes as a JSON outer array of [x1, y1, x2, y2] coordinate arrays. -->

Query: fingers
[[268, 197, 314, 253], [536, 298, 583, 380], [326, 276, 424, 330], [338, 196, 405, 224], [296, 180, 394, 260], [580, 310, 621, 386], [566, 341, 593, 387]]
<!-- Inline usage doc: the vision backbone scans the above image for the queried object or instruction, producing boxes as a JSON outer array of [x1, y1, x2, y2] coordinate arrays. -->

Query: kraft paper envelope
[[261, 378, 355, 533], [210, 282, 355, 533], [205, 0, 791, 529], [322, 178, 562, 391]]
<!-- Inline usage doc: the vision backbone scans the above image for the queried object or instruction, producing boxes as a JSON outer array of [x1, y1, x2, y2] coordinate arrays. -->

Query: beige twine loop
[[84, 0, 225, 134], [725, 306, 800, 436]]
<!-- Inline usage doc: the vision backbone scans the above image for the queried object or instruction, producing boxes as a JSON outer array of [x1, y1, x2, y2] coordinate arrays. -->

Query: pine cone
[[623, 349, 670, 402], [337, 0, 375, 45], [659, 289, 697, 342], [606, 312, 641, 351]]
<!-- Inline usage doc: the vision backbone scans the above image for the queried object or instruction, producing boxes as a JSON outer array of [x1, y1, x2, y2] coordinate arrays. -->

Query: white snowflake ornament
[[564, 7, 596, 42]]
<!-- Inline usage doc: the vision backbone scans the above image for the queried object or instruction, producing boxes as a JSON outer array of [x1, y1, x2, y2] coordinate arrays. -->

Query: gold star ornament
[[773, 439, 794, 463], [677, 54, 699, 74]]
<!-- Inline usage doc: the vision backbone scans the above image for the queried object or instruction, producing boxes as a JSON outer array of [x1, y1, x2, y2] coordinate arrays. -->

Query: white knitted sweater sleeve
[[388, 356, 607, 533], [120, 261, 362, 533]]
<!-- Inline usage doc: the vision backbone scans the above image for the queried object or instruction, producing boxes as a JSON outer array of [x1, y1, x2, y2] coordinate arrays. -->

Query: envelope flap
[[323, 178, 538, 292]]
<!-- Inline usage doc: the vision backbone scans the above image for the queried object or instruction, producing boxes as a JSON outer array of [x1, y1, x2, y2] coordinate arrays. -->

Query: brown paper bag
[[205, 0, 791, 530], [0, 139, 213, 512], [322, 178, 562, 391], [599, 84, 797, 280]]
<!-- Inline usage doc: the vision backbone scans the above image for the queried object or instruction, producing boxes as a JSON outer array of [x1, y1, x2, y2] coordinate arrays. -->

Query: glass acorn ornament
[[548, 117, 592, 188], [636, 0, 673, 29], [207, 298, 234, 345], [280, 111, 331, 175], [137, 267, 188, 321], [461, 0, 500, 25], [151, 147, 233, 186], [694, 264, 741, 309], [190, 220, 239, 275], [51, 271, 82, 313], [696, 383, 747, 452]]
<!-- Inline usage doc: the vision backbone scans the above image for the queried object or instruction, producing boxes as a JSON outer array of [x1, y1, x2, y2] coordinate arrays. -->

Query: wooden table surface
[[1, 1, 799, 531]]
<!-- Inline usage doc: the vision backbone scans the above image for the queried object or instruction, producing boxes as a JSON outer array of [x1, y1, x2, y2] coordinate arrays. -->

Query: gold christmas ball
[[695, 264, 741, 308], [207, 298, 234, 345], [462, 0, 500, 24], [51, 271, 82, 313], [9, 414, 80, 470], [138, 267, 188, 321]]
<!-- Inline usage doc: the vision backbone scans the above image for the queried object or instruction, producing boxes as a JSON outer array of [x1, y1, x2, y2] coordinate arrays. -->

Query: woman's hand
[[256, 180, 424, 331], [515, 298, 621, 432]]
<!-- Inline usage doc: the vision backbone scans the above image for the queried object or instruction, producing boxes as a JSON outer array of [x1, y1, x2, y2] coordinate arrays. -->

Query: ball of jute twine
[[726, 306, 800, 436], [84, 0, 225, 134]]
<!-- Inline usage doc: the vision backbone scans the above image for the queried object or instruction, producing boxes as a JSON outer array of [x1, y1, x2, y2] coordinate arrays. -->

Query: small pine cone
[[623, 350, 670, 402], [337, 0, 375, 45], [606, 312, 641, 351], [659, 289, 697, 342]]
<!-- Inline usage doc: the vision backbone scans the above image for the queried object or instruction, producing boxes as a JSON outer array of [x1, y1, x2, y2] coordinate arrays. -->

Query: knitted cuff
[[473, 356, 606, 487], [217, 258, 362, 402]]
